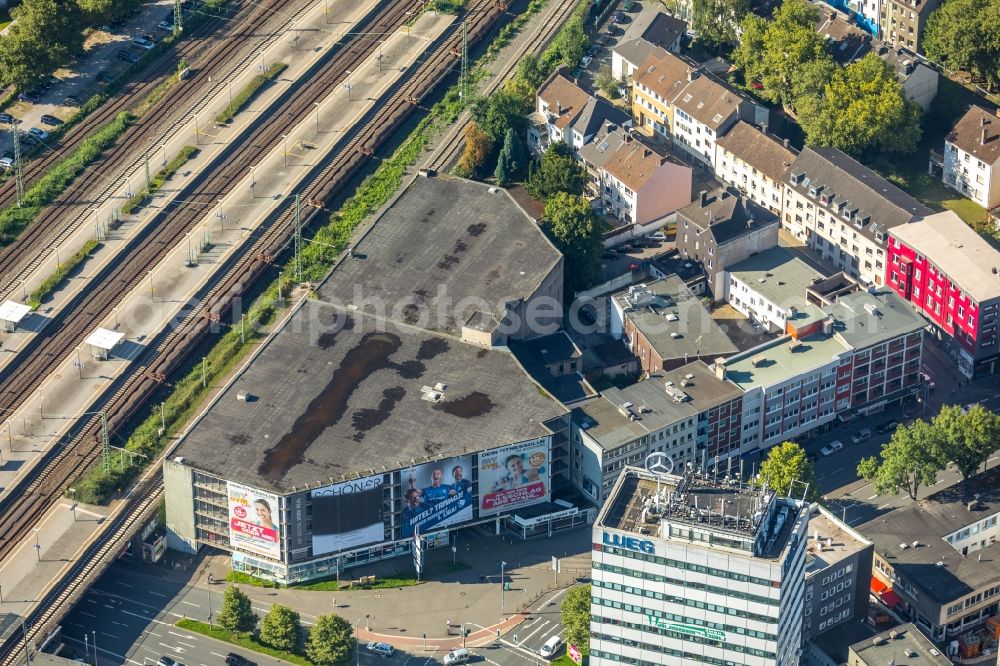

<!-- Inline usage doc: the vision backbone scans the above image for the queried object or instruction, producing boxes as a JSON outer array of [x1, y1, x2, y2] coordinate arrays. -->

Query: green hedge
[[27, 239, 100, 309], [70, 1, 556, 505], [215, 63, 287, 125], [121, 145, 199, 215], [0, 111, 133, 246], [176, 620, 315, 666]]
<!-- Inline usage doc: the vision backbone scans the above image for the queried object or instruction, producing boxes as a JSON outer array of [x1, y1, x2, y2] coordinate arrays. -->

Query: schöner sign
[[602, 531, 655, 554]]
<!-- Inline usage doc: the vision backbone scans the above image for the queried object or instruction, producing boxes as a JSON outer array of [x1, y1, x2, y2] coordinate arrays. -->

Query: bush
[[216, 63, 287, 125], [28, 239, 100, 308], [121, 145, 198, 215]]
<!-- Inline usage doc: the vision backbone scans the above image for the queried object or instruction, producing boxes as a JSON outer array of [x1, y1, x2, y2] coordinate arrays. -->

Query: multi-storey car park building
[[862, 467, 1000, 644], [887, 210, 1000, 378], [162, 176, 586, 583], [570, 361, 744, 504], [590, 466, 810, 666]]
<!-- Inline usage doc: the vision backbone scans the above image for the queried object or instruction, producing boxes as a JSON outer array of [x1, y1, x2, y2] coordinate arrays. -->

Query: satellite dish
[[644, 452, 674, 477]]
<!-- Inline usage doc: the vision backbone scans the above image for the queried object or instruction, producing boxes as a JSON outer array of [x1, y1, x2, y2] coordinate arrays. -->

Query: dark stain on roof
[[351, 386, 406, 441], [435, 391, 495, 418], [417, 337, 450, 360]]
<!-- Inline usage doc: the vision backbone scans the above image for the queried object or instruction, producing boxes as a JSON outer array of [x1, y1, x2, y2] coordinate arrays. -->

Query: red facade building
[[886, 212, 1000, 377]]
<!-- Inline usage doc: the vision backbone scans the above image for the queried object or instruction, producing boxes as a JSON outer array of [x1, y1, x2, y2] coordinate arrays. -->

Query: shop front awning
[[880, 589, 901, 608], [871, 576, 888, 594]]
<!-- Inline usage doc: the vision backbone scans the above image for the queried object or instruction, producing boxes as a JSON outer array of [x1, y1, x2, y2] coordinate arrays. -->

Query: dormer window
[[820, 191, 834, 205], [808, 184, 824, 198]]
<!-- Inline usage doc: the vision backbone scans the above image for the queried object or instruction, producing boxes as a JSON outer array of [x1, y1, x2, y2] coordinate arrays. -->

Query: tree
[[517, 54, 547, 89], [494, 128, 524, 186], [544, 192, 602, 291], [456, 122, 493, 178], [216, 586, 257, 634], [594, 65, 620, 99], [923, 0, 1000, 89], [306, 614, 354, 666], [561, 584, 591, 655], [756, 441, 819, 499], [797, 53, 923, 157], [74, 0, 143, 20], [692, 0, 749, 47], [857, 419, 944, 500], [472, 89, 529, 144], [259, 604, 302, 652], [732, 0, 831, 106], [0, 0, 85, 89], [526, 142, 586, 199], [932, 404, 1000, 484], [545, 15, 587, 69]]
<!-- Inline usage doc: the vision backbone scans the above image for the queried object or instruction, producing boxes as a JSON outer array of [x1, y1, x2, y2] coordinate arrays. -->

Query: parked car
[[40, 114, 63, 126], [158, 19, 174, 31], [63, 96, 82, 107], [0, 157, 14, 172], [851, 428, 872, 444], [587, 43, 600, 57], [17, 92, 38, 104], [366, 643, 394, 658], [157, 658, 182, 666], [0, 113, 16, 125], [579, 55, 593, 68], [224, 654, 253, 666], [820, 440, 844, 456], [20, 133, 39, 146], [443, 649, 470, 665], [874, 419, 899, 434], [611, 11, 626, 23], [133, 36, 156, 49], [98, 70, 116, 84], [648, 231, 667, 241], [962, 403, 978, 413], [28, 127, 49, 140]]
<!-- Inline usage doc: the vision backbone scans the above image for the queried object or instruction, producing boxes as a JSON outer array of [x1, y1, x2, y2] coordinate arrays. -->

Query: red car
[[628, 262, 640, 271]]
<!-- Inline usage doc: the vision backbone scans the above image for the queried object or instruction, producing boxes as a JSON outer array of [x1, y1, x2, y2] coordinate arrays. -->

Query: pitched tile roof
[[633, 48, 694, 103], [946, 105, 1000, 167], [787, 147, 932, 241], [602, 139, 669, 191], [672, 74, 746, 130], [536, 68, 591, 131], [570, 96, 631, 141], [716, 121, 797, 182]]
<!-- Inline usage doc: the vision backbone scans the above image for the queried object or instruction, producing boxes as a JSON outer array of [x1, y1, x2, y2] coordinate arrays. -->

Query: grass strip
[[226, 571, 282, 588], [0, 111, 133, 247], [27, 239, 100, 309], [215, 63, 287, 125], [121, 145, 199, 215], [176, 619, 315, 666], [69, 1, 561, 505]]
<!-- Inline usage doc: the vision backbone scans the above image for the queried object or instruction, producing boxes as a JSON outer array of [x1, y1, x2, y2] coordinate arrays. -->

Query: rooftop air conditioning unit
[[237, 391, 251, 402]]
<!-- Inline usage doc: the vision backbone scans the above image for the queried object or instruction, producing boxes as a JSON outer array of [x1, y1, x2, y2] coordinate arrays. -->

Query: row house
[[878, 0, 941, 52], [530, 69, 630, 154], [610, 10, 686, 80], [936, 105, 1000, 210], [782, 146, 932, 286], [887, 210, 1000, 377], [631, 48, 692, 143], [597, 138, 692, 226], [715, 120, 797, 215]]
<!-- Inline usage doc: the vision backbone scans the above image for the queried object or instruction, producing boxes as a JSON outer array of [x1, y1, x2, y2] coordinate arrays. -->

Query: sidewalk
[[195, 526, 592, 647]]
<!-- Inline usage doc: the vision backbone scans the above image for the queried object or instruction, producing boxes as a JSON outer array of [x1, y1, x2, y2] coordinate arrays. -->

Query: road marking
[[149, 591, 168, 598], [169, 631, 195, 639], [177, 641, 198, 649], [80, 611, 96, 618], [115, 581, 134, 588], [181, 600, 200, 607], [124, 610, 170, 625], [210, 653, 227, 659], [70, 623, 86, 628], [170, 612, 184, 618], [100, 632, 119, 639], [878, 503, 893, 510], [520, 619, 550, 646], [867, 495, 878, 500]]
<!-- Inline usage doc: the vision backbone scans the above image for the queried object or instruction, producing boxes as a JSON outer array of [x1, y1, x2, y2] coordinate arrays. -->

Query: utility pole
[[144, 150, 151, 190], [460, 20, 468, 108], [173, 0, 183, 36], [100, 411, 110, 473], [293, 194, 302, 283], [11, 123, 25, 207]]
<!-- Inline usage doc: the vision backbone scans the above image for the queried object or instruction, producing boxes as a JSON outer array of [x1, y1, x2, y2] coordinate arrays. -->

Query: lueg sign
[[602, 531, 655, 554]]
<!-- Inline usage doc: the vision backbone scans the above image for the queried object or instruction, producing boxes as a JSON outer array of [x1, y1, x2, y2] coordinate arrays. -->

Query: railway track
[[0, 0, 314, 300], [0, 0, 508, 661], [425, 0, 580, 172]]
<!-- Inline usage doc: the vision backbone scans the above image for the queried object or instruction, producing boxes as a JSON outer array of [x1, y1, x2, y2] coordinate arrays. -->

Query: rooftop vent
[[434, 382, 447, 392], [864, 303, 881, 316], [237, 391, 251, 402], [890, 631, 898, 640], [751, 355, 767, 367], [666, 312, 679, 322], [899, 542, 909, 549], [684, 373, 695, 380], [670, 332, 682, 339]]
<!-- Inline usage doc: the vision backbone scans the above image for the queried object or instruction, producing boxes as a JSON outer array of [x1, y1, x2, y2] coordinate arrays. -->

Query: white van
[[539, 635, 563, 660], [443, 648, 470, 665]]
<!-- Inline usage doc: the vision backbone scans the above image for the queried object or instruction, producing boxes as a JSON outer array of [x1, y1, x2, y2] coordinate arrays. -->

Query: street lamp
[[161, 143, 168, 167], [249, 165, 257, 197], [343, 81, 354, 101], [33, 528, 40, 561], [69, 487, 76, 521], [281, 134, 289, 166], [92, 631, 97, 666], [500, 560, 507, 615], [313, 102, 321, 134], [191, 113, 200, 144]]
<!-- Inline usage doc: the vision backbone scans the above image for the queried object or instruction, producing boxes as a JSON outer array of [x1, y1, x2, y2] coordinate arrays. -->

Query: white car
[[133, 36, 156, 49], [820, 440, 844, 456], [648, 231, 667, 241], [578, 56, 593, 68], [0, 157, 13, 171], [539, 635, 563, 659]]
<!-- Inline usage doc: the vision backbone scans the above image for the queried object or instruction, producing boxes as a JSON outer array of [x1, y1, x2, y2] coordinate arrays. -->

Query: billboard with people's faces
[[478, 437, 550, 516], [227, 481, 282, 560], [401, 456, 474, 537]]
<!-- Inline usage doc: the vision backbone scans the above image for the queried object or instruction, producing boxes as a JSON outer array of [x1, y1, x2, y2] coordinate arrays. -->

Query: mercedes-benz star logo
[[644, 452, 674, 477]]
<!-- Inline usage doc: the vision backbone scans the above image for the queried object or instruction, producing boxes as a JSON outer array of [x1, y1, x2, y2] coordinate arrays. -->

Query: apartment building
[[631, 48, 694, 143], [591, 467, 810, 666], [878, 0, 941, 52], [611, 9, 686, 80], [571, 361, 743, 503], [783, 146, 931, 286], [848, 625, 951, 666], [671, 74, 764, 168], [598, 139, 693, 226], [531, 69, 630, 153], [675, 188, 780, 299], [715, 121, 798, 215], [938, 105, 1000, 209], [862, 467, 1000, 642], [803, 506, 874, 640], [727, 247, 828, 334], [887, 210, 1000, 377]]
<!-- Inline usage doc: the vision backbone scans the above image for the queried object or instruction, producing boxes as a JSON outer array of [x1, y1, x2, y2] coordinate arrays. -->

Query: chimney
[[556, 99, 562, 114], [830, 11, 836, 20], [686, 67, 697, 82], [714, 359, 727, 380], [982, 116, 989, 126], [984, 128, 989, 145], [644, 148, 651, 157], [699, 190, 708, 207]]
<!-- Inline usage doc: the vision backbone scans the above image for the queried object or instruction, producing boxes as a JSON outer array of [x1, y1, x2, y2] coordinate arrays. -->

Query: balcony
[[929, 149, 944, 167]]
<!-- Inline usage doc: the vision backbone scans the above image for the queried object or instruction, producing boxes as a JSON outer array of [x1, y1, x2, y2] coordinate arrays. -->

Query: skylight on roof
[[712, 113, 723, 124], [683, 93, 692, 103]]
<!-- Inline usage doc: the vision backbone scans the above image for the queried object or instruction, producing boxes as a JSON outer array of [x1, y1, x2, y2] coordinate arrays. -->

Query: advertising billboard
[[479, 437, 550, 515], [401, 456, 474, 537], [227, 481, 282, 560], [311, 474, 385, 556]]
